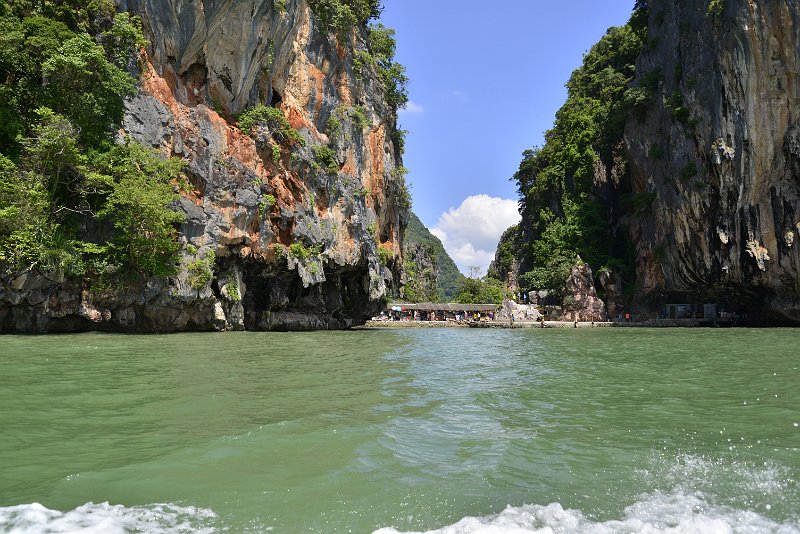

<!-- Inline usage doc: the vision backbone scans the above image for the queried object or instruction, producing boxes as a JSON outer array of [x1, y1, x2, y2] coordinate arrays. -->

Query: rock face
[[487, 224, 522, 293], [400, 242, 438, 303], [494, 299, 540, 322], [597, 268, 624, 319], [0, 0, 407, 332], [626, 0, 800, 323], [560, 259, 607, 322]]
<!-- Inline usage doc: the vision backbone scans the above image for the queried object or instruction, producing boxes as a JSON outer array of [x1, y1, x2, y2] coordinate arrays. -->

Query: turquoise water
[[0, 328, 798, 533]]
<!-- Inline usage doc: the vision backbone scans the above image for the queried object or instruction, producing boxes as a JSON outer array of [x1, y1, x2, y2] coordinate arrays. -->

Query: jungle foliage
[[453, 276, 507, 306], [0, 1, 185, 286], [401, 244, 437, 303], [402, 212, 464, 302], [486, 224, 522, 282], [513, 3, 648, 297]]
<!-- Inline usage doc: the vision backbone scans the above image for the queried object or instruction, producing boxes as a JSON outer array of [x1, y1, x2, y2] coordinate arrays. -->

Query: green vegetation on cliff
[[237, 104, 305, 145], [0, 1, 185, 285], [310, 1, 408, 116], [402, 215, 510, 305], [309, 0, 382, 34], [363, 23, 409, 112], [402, 212, 464, 302], [513, 2, 647, 299], [487, 224, 522, 282], [401, 244, 437, 303]]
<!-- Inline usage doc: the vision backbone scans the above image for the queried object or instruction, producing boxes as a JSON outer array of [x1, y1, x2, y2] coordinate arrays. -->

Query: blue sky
[[379, 0, 635, 274]]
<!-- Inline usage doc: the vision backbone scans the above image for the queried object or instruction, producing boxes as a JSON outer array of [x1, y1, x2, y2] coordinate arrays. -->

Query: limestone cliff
[[400, 241, 438, 303], [1, 0, 407, 332], [560, 259, 607, 322], [507, 0, 799, 324], [402, 212, 464, 301], [487, 224, 522, 292], [626, 0, 800, 323]]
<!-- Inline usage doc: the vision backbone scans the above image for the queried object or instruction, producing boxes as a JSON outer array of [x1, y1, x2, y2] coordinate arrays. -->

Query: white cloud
[[431, 195, 521, 276], [399, 101, 424, 115]]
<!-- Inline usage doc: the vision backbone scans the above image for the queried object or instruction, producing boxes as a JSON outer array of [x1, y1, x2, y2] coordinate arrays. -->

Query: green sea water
[[0, 328, 798, 533]]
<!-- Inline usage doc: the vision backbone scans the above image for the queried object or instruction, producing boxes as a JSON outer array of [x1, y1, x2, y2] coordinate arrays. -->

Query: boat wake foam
[[0, 501, 218, 534], [374, 490, 800, 534]]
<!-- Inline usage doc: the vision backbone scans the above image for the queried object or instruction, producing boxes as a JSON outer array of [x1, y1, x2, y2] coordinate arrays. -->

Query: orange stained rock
[[341, 235, 356, 257], [368, 125, 386, 192], [141, 61, 180, 116], [301, 63, 327, 125], [162, 67, 178, 95], [379, 240, 399, 255], [335, 68, 352, 107], [284, 104, 313, 135], [132, 44, 401, 278], [140, 59, 272, 185], [270, 170, 307, 208], [341, 152, 357, 176]]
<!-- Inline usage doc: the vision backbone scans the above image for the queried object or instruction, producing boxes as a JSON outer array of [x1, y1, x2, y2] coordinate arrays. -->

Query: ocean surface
[[0, 328, 798, 533]]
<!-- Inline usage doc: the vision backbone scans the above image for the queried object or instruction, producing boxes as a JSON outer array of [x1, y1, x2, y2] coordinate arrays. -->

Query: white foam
[[374, 491, 800, 534], [0, 501, 218, 534], [647, 453, 793, 497]]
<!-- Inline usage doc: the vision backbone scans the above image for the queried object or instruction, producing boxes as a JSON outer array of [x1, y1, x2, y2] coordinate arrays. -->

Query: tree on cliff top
[[367, 23, 409, 112], [309, 0, 383, 34]]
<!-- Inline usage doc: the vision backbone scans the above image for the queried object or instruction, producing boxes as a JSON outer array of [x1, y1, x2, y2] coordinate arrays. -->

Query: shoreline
[[363, 318, 750, 329], [364, 320, 612, 329]]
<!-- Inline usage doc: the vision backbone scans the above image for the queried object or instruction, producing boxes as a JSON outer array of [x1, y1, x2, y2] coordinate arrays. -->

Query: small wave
[[0, 502, 218, 534], [644, 452, 794, 496], [374, 491, 800, 534]]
